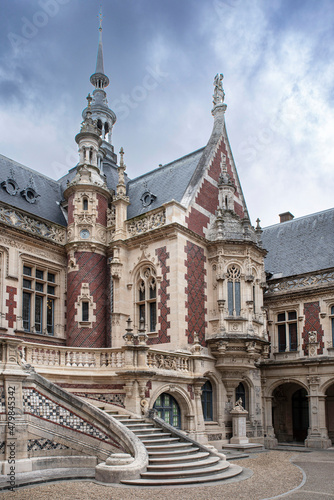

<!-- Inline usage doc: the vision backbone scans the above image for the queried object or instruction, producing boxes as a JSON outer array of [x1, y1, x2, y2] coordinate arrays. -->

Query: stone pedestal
[[230, 406, 249, 445]]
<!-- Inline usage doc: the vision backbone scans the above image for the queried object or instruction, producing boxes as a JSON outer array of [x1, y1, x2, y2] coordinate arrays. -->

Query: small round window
[[140, 190, 156, 207], [21, 187, 39, 204], [1, 179, 19, 196]]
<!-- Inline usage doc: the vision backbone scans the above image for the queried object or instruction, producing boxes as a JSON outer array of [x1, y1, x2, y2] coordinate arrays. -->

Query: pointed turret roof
[[90, 9, 109, 89]]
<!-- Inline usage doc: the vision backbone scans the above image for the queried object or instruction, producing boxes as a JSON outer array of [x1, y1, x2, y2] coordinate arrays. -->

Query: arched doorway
[[292, 388, 309, 442], [326, 383, 334, 445], [153, 393, 181, 428], [272, 382, 309, 444]]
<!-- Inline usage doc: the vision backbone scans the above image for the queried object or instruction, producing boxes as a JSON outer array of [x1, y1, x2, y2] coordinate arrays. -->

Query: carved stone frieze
[[0, 203, 66, 244], [127, 210, 166, 236], [266, 270, 334, 294]]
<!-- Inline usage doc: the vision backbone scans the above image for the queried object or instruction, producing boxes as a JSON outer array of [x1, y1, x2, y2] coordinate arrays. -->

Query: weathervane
[[98, 5, 104, 31]]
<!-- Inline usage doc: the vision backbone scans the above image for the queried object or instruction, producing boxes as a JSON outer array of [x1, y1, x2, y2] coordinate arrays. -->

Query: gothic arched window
[[136, 266, 157, 332], [227, 265, 241, 316], [201, 380, 213, 421]]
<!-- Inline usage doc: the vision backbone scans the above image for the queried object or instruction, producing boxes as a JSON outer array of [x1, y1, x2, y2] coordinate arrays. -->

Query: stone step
[[149, 451, 209, 463], [147, 455, 220, 472], [121, 463, 243, 486], [136, 432, 172, 439], [141, 461, 230, 479], [126, 426, 157, 432], [123, 423, 155, 428], [141, 436, 179, 445], [146, 443, 198, 453], [114, 418, 146, 424]]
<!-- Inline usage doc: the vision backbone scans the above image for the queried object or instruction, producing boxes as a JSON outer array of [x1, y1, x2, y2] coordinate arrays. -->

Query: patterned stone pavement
[[0, 450, 308, 500]]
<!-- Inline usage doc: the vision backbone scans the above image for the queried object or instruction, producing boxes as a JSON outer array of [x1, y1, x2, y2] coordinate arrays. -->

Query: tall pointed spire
[[90, 8, 109, 89], [82, 9, 117, 156]]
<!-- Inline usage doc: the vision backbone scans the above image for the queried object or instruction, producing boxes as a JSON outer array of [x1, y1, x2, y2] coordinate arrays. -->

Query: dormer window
[[140, 190, 156, 208], [83, 198, 88, 211], [1, 179, 19, 196], [21, 187, 40, 204]]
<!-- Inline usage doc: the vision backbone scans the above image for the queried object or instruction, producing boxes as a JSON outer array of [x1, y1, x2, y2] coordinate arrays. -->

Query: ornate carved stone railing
[[266, 270, 334, 294], [18, 342, 194, 375], [147, 350, 191, 372], [0, 202, 66, 244], [127, 209, 166, 237], [21, 343, 125, 370]]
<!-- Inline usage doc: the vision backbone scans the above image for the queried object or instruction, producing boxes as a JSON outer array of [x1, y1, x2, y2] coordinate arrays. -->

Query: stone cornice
[[265, 268, 334, 299]]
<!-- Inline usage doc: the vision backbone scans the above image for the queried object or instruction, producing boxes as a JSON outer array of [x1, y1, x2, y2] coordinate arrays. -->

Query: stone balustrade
[[147, 350, 191, 372], [18, 342, 194, 374], [21, 343, 125, 370]]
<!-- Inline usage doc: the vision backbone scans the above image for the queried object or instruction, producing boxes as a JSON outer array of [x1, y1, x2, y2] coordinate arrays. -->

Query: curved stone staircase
[[97, 405, 243, 486]]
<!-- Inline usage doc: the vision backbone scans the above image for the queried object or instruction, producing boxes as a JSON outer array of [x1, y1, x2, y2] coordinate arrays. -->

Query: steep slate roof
[[127, 148, 205, 219], [57, 162, 124, 198], [262, 208, 334, 278], [0, 154, 66, 226]]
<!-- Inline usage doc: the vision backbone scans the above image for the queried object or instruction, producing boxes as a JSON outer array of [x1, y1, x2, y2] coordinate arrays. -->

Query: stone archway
[[272, 382, 309, 444], [326, 383, 334, 445]]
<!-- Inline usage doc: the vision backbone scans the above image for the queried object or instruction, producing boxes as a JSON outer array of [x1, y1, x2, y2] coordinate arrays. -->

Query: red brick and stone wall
[[302, 301, 324, 355], [147, 246, 170, 345], [6, 286, 17, 328], [66, 252, 108, 347], [96, 193, 108, 226], [186, 137, 245, 238], [185, 241, 207, 346], [67, 194, 75, 225]]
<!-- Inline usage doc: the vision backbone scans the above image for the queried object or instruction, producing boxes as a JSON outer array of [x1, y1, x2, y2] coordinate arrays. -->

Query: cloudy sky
[[1, 0, 334, 227]]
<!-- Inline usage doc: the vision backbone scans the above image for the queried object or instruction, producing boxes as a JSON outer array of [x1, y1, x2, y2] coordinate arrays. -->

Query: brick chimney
[[279, 212, 294, 223]]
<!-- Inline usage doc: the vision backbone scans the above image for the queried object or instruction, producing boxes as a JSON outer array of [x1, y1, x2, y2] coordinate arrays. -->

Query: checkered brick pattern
[[195, 179, 219, 215], [147, 247, 171, 345], [208, 139, 229, 182], [96, 193, 108, 226], [67, 252, 108, 347], [23, 388, 111, 442], [185, 241, 207, 346], [185, 207, 210, 237], [74, 393, 125, 407], [28, 438, 69, 452], [6, 286, 17, 328], [302, 301, 324, 355]]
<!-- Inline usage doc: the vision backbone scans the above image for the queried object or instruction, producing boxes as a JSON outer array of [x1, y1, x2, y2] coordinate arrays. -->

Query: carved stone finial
[[119, 147, 124, 167], [213, 73, 225, 106], [256, 218, 261, 230]]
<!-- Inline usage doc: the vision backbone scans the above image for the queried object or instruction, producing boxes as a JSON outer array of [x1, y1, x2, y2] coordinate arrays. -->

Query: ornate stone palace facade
[[0, 22, 333, 475]]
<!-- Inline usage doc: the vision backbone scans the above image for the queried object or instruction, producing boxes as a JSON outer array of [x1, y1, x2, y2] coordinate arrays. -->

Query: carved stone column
[[305, 376, 331, 449], [263, 396, 278, 448], [193, 383, 207, 443]]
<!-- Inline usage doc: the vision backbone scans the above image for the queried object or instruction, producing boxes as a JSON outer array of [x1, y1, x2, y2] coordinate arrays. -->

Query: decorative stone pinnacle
[[256, 218, 262, 230], [119, 147, 125, 167], [87, 93, 92, 108], [213, 73, 225, 106]]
